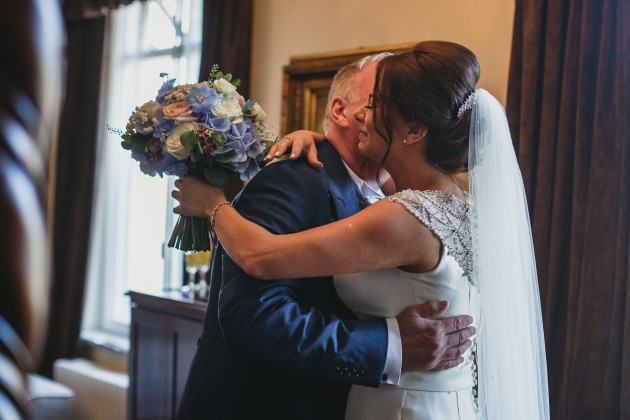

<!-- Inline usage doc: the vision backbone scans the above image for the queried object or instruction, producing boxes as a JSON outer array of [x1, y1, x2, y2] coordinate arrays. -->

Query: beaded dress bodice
[[387, 189, 474, 283]]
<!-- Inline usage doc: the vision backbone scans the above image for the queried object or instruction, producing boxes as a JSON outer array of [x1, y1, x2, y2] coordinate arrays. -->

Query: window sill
[[80, 330, 129, 373]]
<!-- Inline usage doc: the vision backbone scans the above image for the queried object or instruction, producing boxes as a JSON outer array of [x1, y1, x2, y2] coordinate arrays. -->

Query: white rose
[[165, 122, 197, 160], [214, 78, 237, 94], [213, 98, 244, 122]]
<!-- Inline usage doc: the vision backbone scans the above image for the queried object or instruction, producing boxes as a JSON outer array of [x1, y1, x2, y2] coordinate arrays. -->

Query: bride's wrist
[[207, 199, 231, 229]]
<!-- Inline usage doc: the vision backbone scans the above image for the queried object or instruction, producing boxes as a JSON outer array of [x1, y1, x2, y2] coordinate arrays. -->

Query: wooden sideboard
[[127, 290, 206, 420]]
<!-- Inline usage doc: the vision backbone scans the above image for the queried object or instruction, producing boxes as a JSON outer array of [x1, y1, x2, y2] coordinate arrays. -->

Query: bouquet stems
[[167, 215, 212, 251]]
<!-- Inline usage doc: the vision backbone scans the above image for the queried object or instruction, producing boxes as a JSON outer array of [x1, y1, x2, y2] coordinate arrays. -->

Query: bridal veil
[[468, 89, 550, 419]]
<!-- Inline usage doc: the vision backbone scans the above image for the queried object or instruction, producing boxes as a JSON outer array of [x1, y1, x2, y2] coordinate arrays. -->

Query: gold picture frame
[[281, 43, 415, 134]]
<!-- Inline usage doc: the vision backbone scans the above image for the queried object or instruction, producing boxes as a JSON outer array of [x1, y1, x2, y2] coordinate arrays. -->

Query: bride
[[172, 41, 549, 419]]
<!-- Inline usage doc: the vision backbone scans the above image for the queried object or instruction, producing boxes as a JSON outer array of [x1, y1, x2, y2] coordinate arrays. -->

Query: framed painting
[[281, 43, 415, 134]]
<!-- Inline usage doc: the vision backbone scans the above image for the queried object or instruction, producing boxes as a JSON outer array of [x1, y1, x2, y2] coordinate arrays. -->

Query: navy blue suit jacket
[[178, 142, 388, 420]]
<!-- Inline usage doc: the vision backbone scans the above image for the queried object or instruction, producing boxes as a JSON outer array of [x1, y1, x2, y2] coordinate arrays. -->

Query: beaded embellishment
[[387, 189, 475, 284]]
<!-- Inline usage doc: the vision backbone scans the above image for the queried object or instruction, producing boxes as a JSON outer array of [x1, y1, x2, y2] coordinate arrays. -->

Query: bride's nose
[[354, 102, 367, 122]]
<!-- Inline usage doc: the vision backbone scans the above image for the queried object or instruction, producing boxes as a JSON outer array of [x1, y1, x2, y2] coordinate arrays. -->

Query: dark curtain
[[507, 0, 630, 418], [41, 0, 144, 375], [198, 0, 253, 97]]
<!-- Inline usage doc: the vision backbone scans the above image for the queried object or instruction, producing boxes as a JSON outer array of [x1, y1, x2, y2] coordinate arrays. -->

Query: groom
[[177, 54, 475, 419]]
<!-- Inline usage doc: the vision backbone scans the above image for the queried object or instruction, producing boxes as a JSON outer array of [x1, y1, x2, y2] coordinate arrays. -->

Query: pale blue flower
[[153, 110, 175, 138], [156, 79, 176, 103], [186, 83, 220, 114]]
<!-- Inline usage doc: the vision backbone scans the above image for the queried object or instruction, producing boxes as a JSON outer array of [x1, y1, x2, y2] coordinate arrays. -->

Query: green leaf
[[204, 166, 229, 186], [211, 131, 226, 147], [242, 99, 256, 113], [214, 149, 235, 163], [159, 72, 169, 78], [180, 131, 198, 150], [130, 134, 148, 152], [223, 73, 232, 82], [190, 149, 204, 162], [121, 140, 132, 150]]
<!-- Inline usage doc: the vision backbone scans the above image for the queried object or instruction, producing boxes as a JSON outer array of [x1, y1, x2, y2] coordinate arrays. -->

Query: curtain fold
[[506, 0, 630, 418], [63, 0, 141, 21], [42, 13, 109, 376], [198, 0, 253, 97]]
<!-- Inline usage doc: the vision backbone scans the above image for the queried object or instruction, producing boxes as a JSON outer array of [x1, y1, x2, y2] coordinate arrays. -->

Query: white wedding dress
[[334, 189, 480, 420]]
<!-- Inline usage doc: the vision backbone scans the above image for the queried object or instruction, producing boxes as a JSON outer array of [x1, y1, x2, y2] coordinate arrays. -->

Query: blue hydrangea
[[160, 154, 189, 177], [186, 83, 220, 114], [233, 157, 261, 181]]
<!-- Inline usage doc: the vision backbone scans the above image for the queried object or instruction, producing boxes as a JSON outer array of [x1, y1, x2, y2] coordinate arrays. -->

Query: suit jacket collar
[[318, 141, 362, 220]]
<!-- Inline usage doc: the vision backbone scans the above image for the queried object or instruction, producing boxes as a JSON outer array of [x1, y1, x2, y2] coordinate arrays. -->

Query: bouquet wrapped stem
[[168, 215, 211, 251], [115, 65, 277, 252]]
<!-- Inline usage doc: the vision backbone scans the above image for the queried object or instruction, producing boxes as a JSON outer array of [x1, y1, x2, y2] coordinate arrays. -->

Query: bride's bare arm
[[173, 176, 440, 280]]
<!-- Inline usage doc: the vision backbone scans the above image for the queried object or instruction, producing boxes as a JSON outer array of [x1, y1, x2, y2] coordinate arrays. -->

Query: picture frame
[[281, 43, 415, 134]]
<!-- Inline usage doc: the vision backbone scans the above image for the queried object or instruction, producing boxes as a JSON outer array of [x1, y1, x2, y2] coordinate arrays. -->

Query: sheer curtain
[[506, 0, 630, 418]]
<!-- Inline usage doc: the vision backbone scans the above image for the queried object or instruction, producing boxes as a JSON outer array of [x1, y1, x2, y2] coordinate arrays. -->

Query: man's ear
[[404, 124, 428, 145], [329, 96, 350, 128]]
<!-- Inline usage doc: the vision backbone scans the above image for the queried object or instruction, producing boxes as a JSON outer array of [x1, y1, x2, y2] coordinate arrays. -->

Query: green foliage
[[128, 133, 147, 152], [208, 63, 241, 87], [180, 131, 198, 150], [204, 166, 229, 186], [242, 99, 256, 113], [211, 131, 225, 147], [214, 149, 235, 164]]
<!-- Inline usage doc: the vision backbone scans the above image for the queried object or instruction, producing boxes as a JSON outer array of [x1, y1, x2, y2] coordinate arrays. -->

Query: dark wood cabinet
[[128, 290, 206, 420]]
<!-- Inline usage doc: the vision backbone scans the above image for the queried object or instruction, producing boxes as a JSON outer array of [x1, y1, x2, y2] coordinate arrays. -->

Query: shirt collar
[[342, 161, 384, 204]]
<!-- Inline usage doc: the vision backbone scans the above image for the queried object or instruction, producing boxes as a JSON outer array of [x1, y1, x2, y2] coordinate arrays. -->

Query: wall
[[251, 0, 515, 134]]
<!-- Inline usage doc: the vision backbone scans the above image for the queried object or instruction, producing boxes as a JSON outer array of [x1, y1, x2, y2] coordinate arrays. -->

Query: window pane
[[84, 0, 203, 336]]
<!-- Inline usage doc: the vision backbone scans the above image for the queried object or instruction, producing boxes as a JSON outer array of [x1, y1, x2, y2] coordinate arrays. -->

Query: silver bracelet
[[209, 201, 231, 230]]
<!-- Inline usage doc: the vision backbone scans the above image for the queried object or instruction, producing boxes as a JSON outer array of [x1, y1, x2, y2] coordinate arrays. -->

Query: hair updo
[[373, 41, 480, 173]]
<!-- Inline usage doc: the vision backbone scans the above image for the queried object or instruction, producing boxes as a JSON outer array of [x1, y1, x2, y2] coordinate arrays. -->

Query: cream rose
[[138, 100, 160, 115], [248, 103, 267, 122], [213, 97, 243, 122], [165, 122, 197, 160], [163, 101, 195, 121], [214, 78, 237, 94]]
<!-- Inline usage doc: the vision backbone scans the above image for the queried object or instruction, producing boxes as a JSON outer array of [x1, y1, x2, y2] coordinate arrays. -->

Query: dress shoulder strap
[[387, 190, 474, 281]]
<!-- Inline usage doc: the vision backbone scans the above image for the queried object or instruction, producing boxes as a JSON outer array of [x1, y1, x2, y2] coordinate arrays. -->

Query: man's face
[[335, 62, 378, 173], [346, 62, 377, 144]]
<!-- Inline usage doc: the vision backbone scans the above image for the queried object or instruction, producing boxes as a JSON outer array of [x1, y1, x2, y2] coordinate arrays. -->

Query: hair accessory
[[457, 90, 477, 119], [209, 200, 232, 229]]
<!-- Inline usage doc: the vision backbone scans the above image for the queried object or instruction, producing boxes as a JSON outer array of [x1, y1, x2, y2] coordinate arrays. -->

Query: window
[[83, 0, 203, 339]]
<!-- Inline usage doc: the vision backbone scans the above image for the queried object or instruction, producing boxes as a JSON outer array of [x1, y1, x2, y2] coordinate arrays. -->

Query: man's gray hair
[[323, 52, 393, 134]]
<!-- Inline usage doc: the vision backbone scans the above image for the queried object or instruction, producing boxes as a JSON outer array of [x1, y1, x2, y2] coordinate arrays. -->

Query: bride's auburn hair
[[373, 40, 480, 173]]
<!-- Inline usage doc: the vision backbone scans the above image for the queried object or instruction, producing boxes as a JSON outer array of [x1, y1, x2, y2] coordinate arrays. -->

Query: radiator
[[53, 358, 128, 420]]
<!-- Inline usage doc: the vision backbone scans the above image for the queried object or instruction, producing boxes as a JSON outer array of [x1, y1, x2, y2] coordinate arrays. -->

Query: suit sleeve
[[217, 159, 388, 387]]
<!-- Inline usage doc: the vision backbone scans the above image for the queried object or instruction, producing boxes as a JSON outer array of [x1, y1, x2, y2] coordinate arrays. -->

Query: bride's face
[[354, 93, 389, 163]]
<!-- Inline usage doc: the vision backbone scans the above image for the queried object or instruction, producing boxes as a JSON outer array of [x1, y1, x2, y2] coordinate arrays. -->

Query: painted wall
[[251, 0, 515, 134]]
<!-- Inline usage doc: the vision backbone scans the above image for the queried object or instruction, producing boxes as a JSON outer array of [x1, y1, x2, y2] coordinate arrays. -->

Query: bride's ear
[[404, 124, 428, 145], [329, 96, 351, 128]]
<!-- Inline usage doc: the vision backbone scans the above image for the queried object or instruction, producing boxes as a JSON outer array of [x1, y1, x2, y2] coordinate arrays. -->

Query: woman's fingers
[[305, 144, 323, 168], [265, 136, 293, 161]]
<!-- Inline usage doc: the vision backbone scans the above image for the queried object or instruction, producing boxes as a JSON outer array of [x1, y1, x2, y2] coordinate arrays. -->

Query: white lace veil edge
[[468, 89, 550, 420]]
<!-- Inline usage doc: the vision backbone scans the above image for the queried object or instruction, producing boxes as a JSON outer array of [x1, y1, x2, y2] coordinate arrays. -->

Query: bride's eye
[[365, 94, 377, 110]]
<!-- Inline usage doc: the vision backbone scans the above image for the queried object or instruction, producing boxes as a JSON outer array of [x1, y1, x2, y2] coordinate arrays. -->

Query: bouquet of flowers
[[115, 65, 277, 251]]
